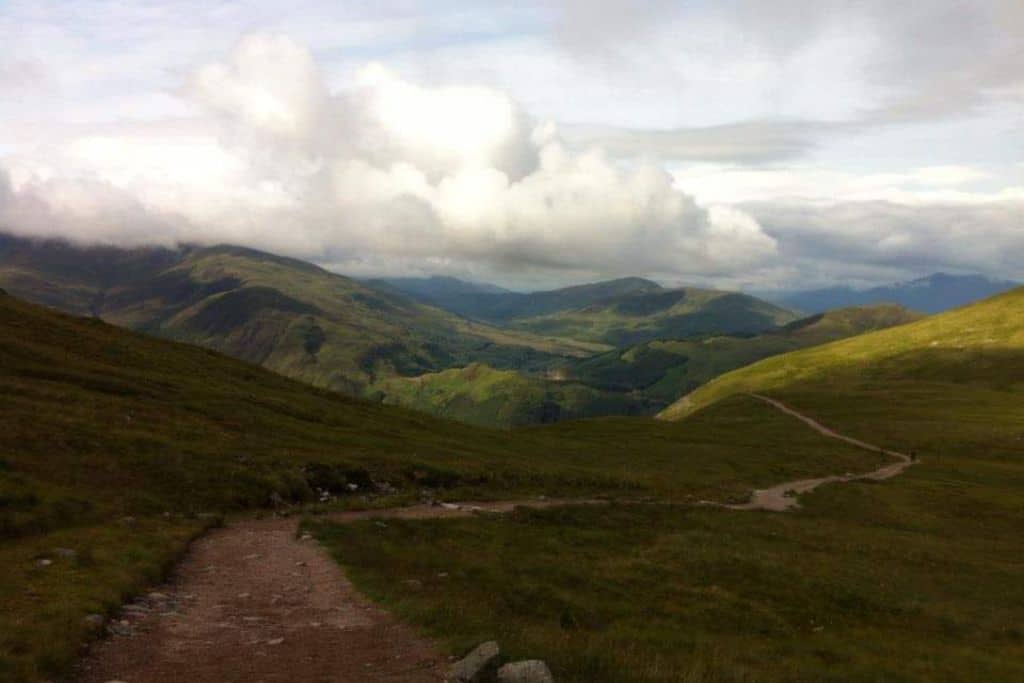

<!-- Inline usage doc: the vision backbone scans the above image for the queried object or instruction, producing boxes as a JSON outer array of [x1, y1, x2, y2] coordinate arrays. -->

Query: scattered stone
[[147, 592, 169, 602], [106, 620, 133, 637], [34, 558, 53, 568], [122, 604, 150, 615], [237, 592, 252, 599], [450, 641, 501, 683], [402, 579, 423, 590], [53, 547, 77, 560], [374, 521, 388, 528], [295, 561, 307, 567], [83, 613, 105, 630], [441, 503, 462, 511], [267, 637, 285, 646], [300, 533, 313, 541], [346, 483, 359, 492], [497, 660, 555, 683], [437, 572, 449, 578]]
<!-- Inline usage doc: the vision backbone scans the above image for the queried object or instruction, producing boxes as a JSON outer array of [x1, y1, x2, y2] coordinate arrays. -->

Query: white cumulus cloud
[[0, 33, 778, 283]]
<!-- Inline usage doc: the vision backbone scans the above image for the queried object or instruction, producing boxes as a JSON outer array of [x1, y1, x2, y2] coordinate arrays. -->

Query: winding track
[[723, 393, 915, 511]]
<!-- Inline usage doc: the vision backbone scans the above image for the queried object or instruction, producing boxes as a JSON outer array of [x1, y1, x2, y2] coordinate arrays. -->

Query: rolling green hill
[[506, 285, 798, 346], [373, 304, 920, 427], [0, 234, 599, 395], [659, 286, 1024, 420], [381, 275, 798, 346], [373, 362, 656, 427], [570, 304, 923, 405]]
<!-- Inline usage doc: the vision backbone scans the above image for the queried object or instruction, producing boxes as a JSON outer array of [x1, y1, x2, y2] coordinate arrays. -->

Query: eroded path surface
[[75, 500, 584, 683], [728, 394, 915, 511]]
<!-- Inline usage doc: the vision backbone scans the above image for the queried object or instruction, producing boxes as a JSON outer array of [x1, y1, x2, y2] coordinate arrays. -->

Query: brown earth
[[73, 500, 587, 683]]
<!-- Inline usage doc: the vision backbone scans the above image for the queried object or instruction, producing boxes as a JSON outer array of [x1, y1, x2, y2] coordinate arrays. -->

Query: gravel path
[[724, 394, 915, 511], [74, 499, 585, 683]]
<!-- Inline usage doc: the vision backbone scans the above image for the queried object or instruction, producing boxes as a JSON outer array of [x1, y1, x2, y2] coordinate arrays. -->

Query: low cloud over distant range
[[1, 1, 1022, 290]]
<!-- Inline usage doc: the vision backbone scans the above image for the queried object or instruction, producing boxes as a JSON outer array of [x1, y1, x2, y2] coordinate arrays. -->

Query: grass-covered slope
[[508, 285, 798, 346], [569, 304, 923, 406], [310, 292, 1024, 683], [659, 286, 1024, 419], [0, 291, 886, 681], [373, 363, 656, 427], [380, 274, 798, 347], [0, 235, 598, 396], [373, 305, 919, 427]]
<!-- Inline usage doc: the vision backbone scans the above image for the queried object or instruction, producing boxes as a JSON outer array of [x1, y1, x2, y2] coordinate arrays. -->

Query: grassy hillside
[[373, 363, 656, 427], [382, 276, 662, 322], [0, 235, 599, 396], [372, 305, 920, 427], [381, 274, 798, 347], [659, 286, 1024, 419], [508, 286, 797, 346], [311, 291, 1024, 682], [570, 304, 923, 405], [0, 291, 884, 681]]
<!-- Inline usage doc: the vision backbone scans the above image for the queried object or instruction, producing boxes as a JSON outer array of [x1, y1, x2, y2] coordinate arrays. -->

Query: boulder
[[450, 641, 501, 683], [497, 660, 554, 683]]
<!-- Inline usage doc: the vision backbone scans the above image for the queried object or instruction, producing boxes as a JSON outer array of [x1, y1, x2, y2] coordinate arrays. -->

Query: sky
[[0, 0, 1022, 291]]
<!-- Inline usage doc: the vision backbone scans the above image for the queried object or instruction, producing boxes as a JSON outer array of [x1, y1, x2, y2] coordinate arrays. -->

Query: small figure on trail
[[910, 451, 918, 462]]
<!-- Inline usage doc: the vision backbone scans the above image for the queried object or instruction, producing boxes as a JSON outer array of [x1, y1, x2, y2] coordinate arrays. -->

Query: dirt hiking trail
[[726, 394, 915, 511], [74, 500, 581, 683]]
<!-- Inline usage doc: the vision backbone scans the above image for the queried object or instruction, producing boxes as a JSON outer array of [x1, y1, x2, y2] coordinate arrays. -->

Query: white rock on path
[[497, 660, 555, 683], [449, 641, 501, 683]]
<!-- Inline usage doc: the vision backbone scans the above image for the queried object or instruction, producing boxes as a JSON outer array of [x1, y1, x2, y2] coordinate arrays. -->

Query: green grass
[[1, 518, 209, 682], [0, 236, 600, 399], [308, 290, 1024, 682], [375, 305, 919, 427], [569, 304, 922, 406], [309, 386, 1024, 682], [373, 362, 656, 427], [659, 287, 1024, 419], [0, 290, 888, 681], [509, 288, 797, 346]]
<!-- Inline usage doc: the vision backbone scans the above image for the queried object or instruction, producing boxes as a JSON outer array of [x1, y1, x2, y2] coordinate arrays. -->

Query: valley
[[2, 242, 1022, 682]]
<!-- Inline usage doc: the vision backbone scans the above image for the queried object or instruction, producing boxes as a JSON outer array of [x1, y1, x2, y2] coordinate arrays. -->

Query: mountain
[[505, 285, 798, 346], [388, 275, 799, 347], [0, 234, 598, 395], [368, 276, 512, 311], [770, 272, 1019, 314], [659, 285, 1024, 420], [567, 303, 923, 406], [376, 276, 663, 323], [373, 362, 656, 427], [374, 304, 920, 426]]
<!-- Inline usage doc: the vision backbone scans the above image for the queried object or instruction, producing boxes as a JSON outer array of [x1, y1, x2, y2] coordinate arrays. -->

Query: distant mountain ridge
[[0, 233, 597, 395], [770, 273, 1019, 314], [380, 275, 795, 346]]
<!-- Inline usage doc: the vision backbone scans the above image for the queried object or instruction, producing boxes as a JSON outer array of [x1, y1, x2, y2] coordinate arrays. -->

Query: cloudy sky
[[1, 0, 1022, 291]]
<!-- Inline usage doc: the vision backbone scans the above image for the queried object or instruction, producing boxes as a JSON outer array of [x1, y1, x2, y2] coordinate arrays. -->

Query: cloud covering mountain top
[[1, 1, 1021, 291]]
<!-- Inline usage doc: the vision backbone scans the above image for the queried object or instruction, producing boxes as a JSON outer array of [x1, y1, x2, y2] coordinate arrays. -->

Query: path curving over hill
[[721, 394, 915, 511]]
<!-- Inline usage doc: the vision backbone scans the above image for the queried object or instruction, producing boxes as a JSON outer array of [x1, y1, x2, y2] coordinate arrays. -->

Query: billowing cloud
[[0, 34, 778, 281]]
